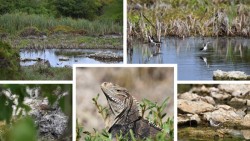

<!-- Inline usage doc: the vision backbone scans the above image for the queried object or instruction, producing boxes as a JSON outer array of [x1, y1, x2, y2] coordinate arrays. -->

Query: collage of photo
[[0, 0, 250, 141]]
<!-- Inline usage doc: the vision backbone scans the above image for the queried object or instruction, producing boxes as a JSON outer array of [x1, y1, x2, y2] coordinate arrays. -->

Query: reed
[[128, 1, 250, 38]]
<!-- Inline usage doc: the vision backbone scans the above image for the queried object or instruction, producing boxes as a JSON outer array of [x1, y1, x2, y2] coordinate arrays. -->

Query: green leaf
[[9, 116, 37, 141], [0, 94, 13, 123]]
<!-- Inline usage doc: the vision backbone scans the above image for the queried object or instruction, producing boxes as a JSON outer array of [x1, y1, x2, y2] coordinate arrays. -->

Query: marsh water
[[20, 49, 123, 67], [128, 37, 250, 80]]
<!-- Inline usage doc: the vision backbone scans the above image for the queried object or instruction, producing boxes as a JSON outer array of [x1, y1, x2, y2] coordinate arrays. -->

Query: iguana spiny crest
[[100, 82, 162, 139], [101, 82, 140, 126]]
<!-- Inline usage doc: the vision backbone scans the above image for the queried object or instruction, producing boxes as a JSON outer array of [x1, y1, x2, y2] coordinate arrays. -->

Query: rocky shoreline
[[178, 84, 250, 139], [87, 52, 123, 62]]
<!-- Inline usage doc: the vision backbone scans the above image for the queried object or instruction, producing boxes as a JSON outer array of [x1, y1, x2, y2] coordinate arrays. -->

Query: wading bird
[[148, 35, 161, 46], [200, 42, 210, 51]]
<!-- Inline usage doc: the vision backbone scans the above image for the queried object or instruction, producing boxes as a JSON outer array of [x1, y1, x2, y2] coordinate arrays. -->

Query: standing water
[[20, 48, 123, 67], [128, 37, 250, 80]]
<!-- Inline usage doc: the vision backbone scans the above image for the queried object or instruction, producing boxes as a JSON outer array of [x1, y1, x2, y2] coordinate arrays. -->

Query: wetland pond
[[128, 37, 250, 80], [20, 48, 123, 67]]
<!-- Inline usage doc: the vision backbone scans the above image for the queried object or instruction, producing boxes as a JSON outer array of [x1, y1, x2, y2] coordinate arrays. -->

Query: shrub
[[76, 95, 174, 141], [0, 41, 20, 80]]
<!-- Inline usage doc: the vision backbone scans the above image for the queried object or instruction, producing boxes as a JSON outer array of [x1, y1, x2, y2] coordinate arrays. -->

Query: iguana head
[[101, 82, 140, 129], [101, 82, 130, 116]]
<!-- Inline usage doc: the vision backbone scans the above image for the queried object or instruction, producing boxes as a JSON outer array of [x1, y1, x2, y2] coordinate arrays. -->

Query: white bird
[[200, 42, 210, 51]]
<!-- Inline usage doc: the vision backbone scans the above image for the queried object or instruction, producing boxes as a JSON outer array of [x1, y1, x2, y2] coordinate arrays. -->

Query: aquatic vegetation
[[49, 25, 74, 34], [128, 0, 250, 39], [19, 27, 44, 37], [77, 36, 122, 48], [8, 35, 123, 49], [54, 51, 84, 57], [21, 67, 72, 80]]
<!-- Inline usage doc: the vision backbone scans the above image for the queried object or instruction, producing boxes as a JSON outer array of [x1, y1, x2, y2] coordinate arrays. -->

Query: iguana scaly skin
[[100, 82, 162, 139]]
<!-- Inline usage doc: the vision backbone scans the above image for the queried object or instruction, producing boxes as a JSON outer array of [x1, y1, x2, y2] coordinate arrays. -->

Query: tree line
[[0, 0, 122, 22]]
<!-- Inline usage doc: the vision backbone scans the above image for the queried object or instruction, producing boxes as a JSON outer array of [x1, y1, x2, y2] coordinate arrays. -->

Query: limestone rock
[[218, 84, 250, 97], [178, 115, 190, 124], [209, 87, 219, 93], [241, 114, 250, 128], [228, 97, 247, 107], [247, 100, 250, 106], [201, 96, 216, 105], [178, 99, 215, 114], [210, 91, 231, 100], [178, 114, 201, 126], [213, 70, 250, 80], [216, 105, 233, 110], [190, 85, 209, 94], [242, 130, 250, 140], [190, 114, 201, 124], [204, 108, 243, 123], [178, 92, 200, 101]]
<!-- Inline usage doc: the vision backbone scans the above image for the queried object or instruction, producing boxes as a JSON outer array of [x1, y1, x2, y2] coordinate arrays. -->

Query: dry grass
[[128, 1, 250, 40]]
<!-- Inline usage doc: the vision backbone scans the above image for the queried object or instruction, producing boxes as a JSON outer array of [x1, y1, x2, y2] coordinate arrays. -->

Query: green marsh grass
[[21, 67, 72, 80], [0, 13, 122, 36]]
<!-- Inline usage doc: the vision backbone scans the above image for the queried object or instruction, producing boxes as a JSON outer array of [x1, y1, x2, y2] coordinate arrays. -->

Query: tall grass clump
[[0, 13, 122, 35]]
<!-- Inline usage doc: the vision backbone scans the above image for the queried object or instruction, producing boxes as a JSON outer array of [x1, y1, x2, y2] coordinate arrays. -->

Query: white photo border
[[73, 64, 178, 141]]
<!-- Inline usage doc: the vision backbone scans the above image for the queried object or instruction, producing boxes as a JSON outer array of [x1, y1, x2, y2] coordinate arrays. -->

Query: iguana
[[100, 82, 162, 139]]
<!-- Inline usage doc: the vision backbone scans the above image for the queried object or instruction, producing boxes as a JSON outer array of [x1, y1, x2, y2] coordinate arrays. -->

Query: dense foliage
[[0, 0, 122, 22], [0, 41, 20, 80], [0, 0, 122, 36]]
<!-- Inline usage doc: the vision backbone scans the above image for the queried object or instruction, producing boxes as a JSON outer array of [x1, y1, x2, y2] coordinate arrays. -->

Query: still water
[[20, 48, 123, 67], [128, 37, 250, 80]]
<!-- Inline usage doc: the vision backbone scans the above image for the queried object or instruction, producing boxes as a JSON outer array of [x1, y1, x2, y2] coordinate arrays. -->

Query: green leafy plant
[[77, 95, 174, 141], [0, 41, 20, 80]]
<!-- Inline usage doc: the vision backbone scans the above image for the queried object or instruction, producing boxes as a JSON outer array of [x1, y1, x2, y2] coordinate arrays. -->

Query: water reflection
[[129, 37, 250, 80], [20, 48, 123, 67]]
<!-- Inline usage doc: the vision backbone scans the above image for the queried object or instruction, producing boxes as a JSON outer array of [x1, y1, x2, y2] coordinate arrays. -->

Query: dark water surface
[[128, 37, 250, 80], [20, 48, 123, 67]]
